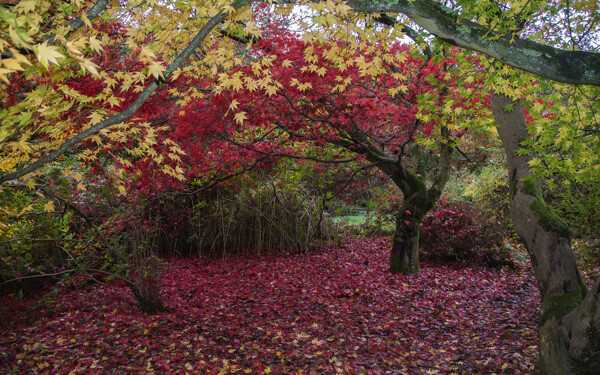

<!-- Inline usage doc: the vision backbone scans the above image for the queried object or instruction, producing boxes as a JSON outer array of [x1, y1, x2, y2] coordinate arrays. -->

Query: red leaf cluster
[[1, 239, 539, 374]]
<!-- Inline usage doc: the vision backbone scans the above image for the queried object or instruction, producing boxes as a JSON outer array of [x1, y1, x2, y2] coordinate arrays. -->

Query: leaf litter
[[0, 238, 540, 374]]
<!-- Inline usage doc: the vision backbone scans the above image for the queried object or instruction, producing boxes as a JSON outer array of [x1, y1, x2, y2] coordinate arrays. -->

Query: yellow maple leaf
[[2, 58, 25, 71], [298, 82, 313, 92], [15, 0, 38, 13], [0, 128, 9, 143], [106, 96, 122, 108], [88, 36, 104, 54], [9, 141, 32, 152], [36, 42, 64, 67], [244, 77, 258, 92], [79, 59, 100, 76], [244, 21, 262, 39], [0, 68, 13, 83], [89, 111, 105, 125], [234, 111, 247, 124], [43, 200, 55, 212], [265, 85, 278, 96], [229, 76, 244, 91], [147, 62, 165, 80]]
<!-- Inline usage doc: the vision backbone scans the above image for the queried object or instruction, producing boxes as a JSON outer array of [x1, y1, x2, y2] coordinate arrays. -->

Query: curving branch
[[345, 0, 600, 86], [274, 0, 600, 86]]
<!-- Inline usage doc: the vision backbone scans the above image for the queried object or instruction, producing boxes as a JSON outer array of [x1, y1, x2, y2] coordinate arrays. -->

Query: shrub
[[419, 203, 514, 267], [544, 181, 600, 238], [0, 186, 74, 292]]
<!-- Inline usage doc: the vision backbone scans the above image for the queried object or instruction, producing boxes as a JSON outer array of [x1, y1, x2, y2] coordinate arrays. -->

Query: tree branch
[[276, 0, 600, 86]]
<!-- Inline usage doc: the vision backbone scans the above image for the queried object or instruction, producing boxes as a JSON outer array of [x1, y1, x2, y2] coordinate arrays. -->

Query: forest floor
[[1, 238, 543, 374]]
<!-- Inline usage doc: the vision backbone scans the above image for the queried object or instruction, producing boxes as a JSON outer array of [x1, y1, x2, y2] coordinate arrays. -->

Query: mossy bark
[[386, 143, 451, 275], [389, 221, 420, 274], [492, 93, 600, 374], [389, 194, 432, 275]]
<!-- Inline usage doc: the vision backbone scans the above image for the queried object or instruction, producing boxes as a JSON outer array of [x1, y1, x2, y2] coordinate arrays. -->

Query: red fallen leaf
[[0, 238, 539, 374]]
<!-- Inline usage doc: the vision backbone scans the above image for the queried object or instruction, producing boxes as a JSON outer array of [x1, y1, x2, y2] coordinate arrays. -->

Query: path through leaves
[[1, 238, 539, 374]]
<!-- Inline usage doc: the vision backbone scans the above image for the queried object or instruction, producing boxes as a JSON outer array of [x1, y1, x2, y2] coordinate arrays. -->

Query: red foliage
[[419, 203, 512, 267], [1, 239, 539, 373]]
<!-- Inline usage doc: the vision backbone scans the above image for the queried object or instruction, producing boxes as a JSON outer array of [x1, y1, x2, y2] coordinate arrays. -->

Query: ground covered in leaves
[[1, 238, 541, 374]]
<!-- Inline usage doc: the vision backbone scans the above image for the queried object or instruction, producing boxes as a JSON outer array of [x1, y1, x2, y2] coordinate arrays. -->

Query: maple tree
[[179, 30, 492, 275], [361, 2, 600, 371], [439, 2, 599, 371]]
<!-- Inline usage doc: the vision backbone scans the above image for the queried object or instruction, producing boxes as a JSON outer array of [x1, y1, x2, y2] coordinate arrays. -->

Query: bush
[[0, 186, 74, 291], [419, 203, 514, 267]]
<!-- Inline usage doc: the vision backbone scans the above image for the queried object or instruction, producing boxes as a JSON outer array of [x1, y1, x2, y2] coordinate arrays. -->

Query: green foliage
[[333, 211, 396, 238], [329, 181, 419, 238], [359, 214, 396, 237], [543, 181, 600, 238], [464, 164, 513, 232], [0, 185, 73, 288], [523, 83, 600, 190], [441, 173, 472, 204]]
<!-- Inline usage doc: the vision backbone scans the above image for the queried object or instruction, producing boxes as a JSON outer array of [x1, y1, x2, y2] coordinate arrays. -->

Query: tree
[[359, 1, 600, 370], [492, 92, 599, 373], [179, 31, 490, 274]]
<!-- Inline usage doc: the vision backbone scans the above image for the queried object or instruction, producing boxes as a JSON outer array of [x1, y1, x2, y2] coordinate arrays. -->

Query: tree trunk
[[389, 190, 434, 275], [492, 93, 600, 374], [342, 124, 453, 275], [385, 136, 452, 275]]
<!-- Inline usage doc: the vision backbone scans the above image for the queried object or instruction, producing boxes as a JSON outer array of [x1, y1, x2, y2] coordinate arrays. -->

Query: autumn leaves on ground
[[1, 238, 540, 374]]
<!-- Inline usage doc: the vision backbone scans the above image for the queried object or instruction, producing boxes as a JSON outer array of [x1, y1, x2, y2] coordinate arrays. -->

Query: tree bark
[[492, 93, 600, 374], [386, 137, 452, 275], [389, 189, 435, 274]]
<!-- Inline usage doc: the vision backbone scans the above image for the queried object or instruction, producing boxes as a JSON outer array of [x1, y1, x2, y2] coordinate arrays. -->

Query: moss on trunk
[[540, 283, 588, 326]]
